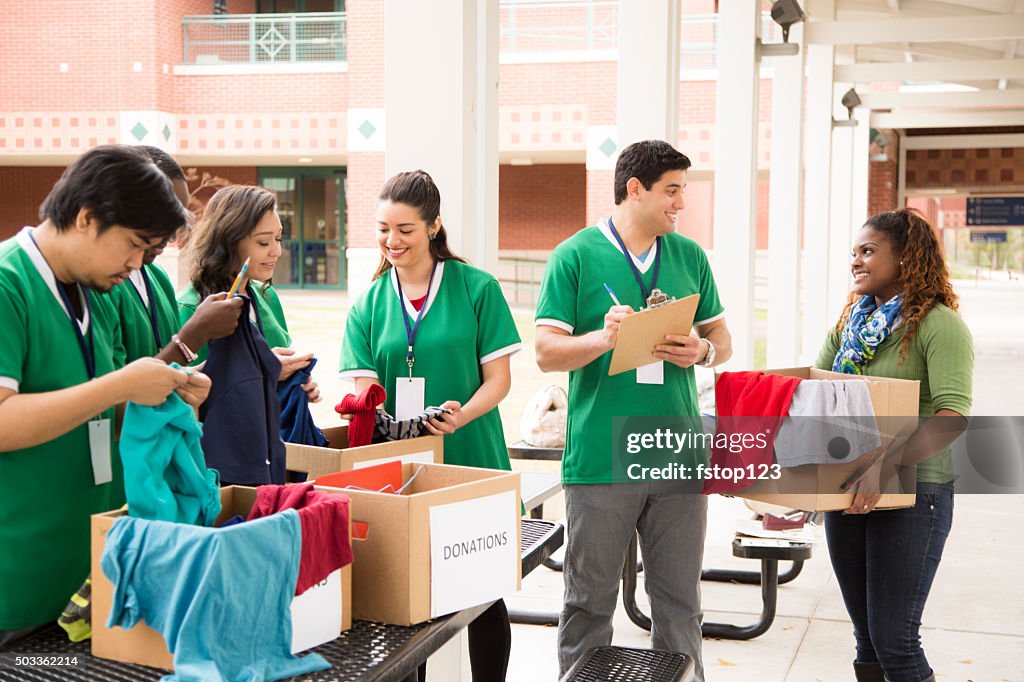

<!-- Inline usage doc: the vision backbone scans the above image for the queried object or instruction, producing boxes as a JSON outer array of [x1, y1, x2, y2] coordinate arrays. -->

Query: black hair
[[373, 170, 467, 279], [39, 145, 189, 240], [613, 140, 692, 204], [138, 145, 186, 181]]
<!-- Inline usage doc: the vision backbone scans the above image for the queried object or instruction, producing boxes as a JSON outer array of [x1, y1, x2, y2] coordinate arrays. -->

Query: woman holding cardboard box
[[339, 170, 520, 681], [815, 208, 973, 682]]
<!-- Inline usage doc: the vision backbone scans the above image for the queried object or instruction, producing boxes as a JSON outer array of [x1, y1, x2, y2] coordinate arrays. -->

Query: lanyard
[[129, 267, 163, 351], [27, 231, 97, 379], [395, 262, 438, 378], [607, 218, 661, 304]]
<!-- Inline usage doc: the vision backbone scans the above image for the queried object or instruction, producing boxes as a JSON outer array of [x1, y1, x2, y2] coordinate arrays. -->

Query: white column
[[384, 0, 499, 273], [850, 106, 871, 236], [617, 0, 681, 147], [828, 112, 854, 324], [801, 0, 836, 363], [766, 24, 806, 368], [712, 0, 760, 368]]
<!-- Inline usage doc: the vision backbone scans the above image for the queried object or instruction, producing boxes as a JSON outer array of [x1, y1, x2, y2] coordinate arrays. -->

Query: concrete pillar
[[384, 0, 499, 275], [801, 0, 836, 362], [712, 0, 760, 368], [766, 24, 806, 368], [617, 0, 680, 147]]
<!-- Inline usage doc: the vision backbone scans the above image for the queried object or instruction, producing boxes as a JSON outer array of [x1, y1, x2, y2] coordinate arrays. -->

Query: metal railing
[[501, 1, 618, 53], [499, 2, 779, 68], [498, 257, 549, 306], [182, 12, 346, 65]]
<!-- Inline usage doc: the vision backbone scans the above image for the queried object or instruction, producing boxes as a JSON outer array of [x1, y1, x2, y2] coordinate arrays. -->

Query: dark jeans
[[417, 599, 511, 682], [825, 482, 954, 682]]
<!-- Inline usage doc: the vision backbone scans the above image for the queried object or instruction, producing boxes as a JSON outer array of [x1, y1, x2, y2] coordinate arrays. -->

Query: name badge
[[89, 419, 112, 485], [395, 377, 426, 421], [636, 361, 664, 385]]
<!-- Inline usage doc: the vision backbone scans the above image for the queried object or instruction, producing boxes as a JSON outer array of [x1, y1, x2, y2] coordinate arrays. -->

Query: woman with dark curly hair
[[815, 208, 973, 682], [178, 185, 320, 399]]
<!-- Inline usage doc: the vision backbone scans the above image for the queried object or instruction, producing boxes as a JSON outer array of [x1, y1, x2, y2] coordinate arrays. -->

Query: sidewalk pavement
[[278, 278, 1024, 682]]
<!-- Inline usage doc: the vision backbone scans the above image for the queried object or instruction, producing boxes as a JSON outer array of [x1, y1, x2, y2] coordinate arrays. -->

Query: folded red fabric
[[335, 383, 387, 447], [703, 371, 802, 495], [247, 483, 354, 595]]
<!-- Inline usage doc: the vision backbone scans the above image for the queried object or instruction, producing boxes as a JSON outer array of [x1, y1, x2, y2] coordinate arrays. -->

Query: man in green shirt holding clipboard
[[536, 140, 732, 680]]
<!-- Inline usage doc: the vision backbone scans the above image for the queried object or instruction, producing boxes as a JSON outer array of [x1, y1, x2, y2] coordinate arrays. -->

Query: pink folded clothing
[[247, 483, 353, 595], [703, 371, 803, 495]]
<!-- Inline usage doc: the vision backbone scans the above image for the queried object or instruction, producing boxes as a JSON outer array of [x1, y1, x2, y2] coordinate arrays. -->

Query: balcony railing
[[182, 12, 346, 65], [499, 1, 779, 69]]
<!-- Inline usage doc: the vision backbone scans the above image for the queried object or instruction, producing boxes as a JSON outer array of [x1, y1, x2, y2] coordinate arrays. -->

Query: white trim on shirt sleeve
[[0, 377, 19, 392], [536, 318, 575, 334], [695, 311, 726, 327], [339, 369, 379, 382], [480, 343, 522, 366]]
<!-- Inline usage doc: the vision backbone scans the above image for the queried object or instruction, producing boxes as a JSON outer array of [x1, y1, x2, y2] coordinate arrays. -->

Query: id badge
[[88, 418, 113, 485], [636, 361, 664, 385], [395, 377, 426, 421]]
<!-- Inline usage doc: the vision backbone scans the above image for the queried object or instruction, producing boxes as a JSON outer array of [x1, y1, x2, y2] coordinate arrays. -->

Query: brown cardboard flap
[[287, 433, 443, 481], [608, 294, 700, 375]]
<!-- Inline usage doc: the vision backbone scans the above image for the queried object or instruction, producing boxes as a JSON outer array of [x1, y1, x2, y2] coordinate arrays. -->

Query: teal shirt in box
[[815, 303, 974, 483], [340, 259, 521, 471], [0, 227, 127, 630], [177, 280, 291, 363], [535, 221, 725, 485]]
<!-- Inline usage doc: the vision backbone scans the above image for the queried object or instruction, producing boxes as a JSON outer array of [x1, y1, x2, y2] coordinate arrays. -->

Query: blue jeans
[[825, 482, 954, 682]]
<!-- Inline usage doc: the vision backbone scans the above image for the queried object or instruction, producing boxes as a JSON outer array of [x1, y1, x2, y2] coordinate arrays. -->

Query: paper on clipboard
[[608, 294, 700, 376]]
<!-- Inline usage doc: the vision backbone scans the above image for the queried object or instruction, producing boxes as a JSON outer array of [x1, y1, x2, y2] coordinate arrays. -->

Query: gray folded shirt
[[774, 380, 881, 467]]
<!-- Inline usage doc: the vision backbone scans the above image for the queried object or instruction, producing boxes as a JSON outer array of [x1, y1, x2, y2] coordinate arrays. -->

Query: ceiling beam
[[806, 14, 1024, 45], [859, 89, 1024, 108], [837, 58, 1024, 82], [999, 0, 1024, 89], [903, 133, 1024, 149], [871, 108, 1024, 127]]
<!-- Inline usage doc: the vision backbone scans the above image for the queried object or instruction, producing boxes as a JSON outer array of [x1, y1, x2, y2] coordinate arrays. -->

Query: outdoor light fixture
[[759, 0, 805, 57], [770, 0, 806, 43], [833, 88, 861, 128], [870, 129, 891, 162]]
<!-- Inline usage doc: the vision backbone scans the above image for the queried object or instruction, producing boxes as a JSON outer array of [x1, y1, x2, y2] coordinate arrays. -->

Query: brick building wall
[[498, 164, 585, 250], [0, 167, 64, 239]]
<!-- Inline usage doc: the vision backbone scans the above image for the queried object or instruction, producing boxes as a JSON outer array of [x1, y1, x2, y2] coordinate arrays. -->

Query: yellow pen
[[227, 256, 250, 297]]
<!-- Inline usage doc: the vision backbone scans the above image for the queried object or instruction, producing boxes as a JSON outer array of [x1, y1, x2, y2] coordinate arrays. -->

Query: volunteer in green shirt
[[0, 146, 211, 646], [535, 140, 732, 680], [339, 170, 520, 681], [108, 146, 242, 365], [815, 208, 973, 682], [177, 185, 320, 401]]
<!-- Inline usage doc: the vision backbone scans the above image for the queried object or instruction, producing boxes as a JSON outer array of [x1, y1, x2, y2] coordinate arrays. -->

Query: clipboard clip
[[644, 288, 675, 310]]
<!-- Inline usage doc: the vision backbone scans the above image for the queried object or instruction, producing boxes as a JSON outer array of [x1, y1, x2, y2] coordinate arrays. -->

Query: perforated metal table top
[[0, 518, 563, 682]]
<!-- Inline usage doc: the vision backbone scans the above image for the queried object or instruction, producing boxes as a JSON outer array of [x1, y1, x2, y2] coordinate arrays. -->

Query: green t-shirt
[[177, 281, 291, 363], [340, 260, 520, 471], [536, 222, 725, 485], [0, 228, 127, 630], [107, 263, 180, 363], [814, 303, 973, 483]]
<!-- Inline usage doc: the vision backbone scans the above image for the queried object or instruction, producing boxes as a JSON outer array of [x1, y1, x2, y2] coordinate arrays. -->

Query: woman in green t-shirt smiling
[[816, 208, 973, 682]]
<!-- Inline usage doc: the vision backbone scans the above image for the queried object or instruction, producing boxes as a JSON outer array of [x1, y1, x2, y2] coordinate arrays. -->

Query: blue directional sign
[[966, 197, 1024, 226], [970, 231, 1008, 243]]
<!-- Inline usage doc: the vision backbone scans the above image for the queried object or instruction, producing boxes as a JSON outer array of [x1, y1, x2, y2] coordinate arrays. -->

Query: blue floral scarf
[[832, 294, 903, 374]]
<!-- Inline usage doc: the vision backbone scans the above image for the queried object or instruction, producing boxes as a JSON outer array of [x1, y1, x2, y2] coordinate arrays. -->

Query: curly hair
[[188, 185, 277, 299], [835, 207, 959, 361]]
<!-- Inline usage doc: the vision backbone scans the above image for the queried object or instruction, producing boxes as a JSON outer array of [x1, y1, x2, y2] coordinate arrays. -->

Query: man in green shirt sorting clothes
[[0, 146, 212, 647], [536, 140, 732, 680]]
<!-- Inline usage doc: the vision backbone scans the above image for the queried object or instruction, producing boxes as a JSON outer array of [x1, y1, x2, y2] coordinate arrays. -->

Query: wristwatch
[[697, 338, 716, 367]]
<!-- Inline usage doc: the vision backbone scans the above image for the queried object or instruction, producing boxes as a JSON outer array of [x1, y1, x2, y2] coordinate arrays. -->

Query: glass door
[[259, 167, 346, 289]]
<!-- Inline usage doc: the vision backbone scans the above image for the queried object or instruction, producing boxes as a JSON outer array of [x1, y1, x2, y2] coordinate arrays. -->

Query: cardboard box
[[732, 367, 920, 512], [287, 425, 443, 481], [316, 462, 521, 626], [91, 486, 352, 670]]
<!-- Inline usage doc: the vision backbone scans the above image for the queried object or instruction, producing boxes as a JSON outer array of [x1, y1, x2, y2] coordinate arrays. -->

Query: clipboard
[[608, 293, 700, 376]]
